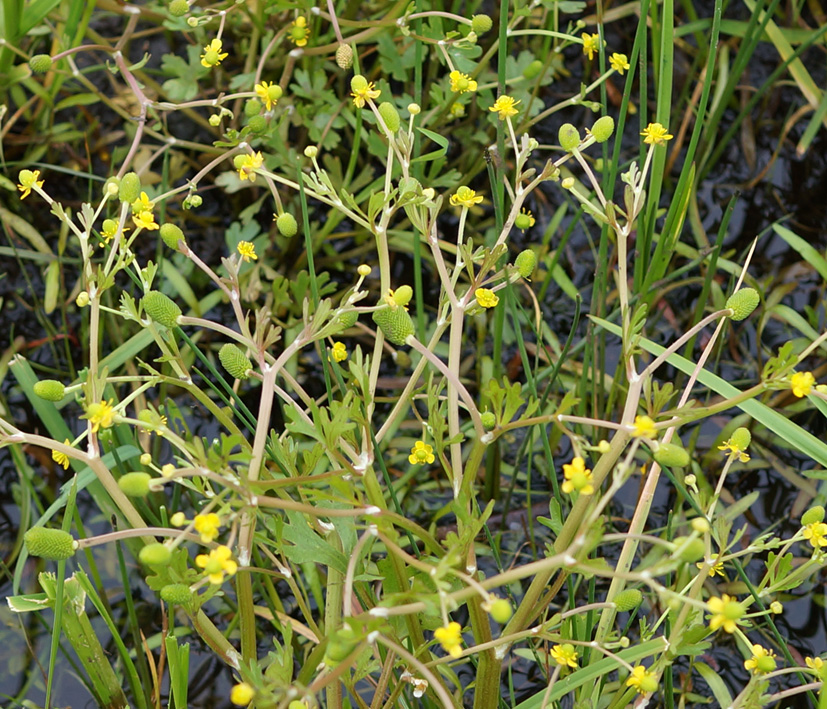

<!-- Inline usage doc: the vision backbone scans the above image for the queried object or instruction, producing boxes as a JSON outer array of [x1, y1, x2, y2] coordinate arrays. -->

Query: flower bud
[[653, 442, 690, 468], [219, 343, 253, 380], [142, 291, 182, 329], [558, 123, 581, 152], [186, 194, 202, 208], [118, 472, 152, 497], [209, 114, 221, 126], [690, 516, 709, 533], [169, 0, 189, 16], [119, 172, 141, 205], [726, 287, 759, 321], [24, 527, 75, 560], [590, 115, 615, 143], [140, 453, 152, 465], [139, 543, 172, 566], [613, 588, 643, 612], [103, 177, 120, 197], [372, 307, 415, 346], [358, 264, 371, 276], [29, 54, 53, 73], [471, 14, 493, 34], [304, 146, 318, 158], [33, 379, 65, 401], [186, 16, 198, 26], [160, 583, 194, 605], [802, 506, 825, 526], [76, 291, 90, 307], [335, 43, 353, 69], [407, 103, 421, 115], [515, 249, 537, 279], [276, 212, 298, 237], [378, 102, 401, 132]]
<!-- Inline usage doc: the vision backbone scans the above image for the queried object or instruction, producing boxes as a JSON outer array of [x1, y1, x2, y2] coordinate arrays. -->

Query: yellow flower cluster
[[193, 513, 221, 544], [434, 621, 463, 658]]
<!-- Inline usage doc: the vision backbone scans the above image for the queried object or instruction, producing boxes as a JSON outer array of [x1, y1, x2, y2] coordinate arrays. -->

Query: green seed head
[[613, 588, 643, 612], [372, 307, 415, 346], [392, 285, 413, 307], [378, 102, 401, 132], [726, 287, 760, 321], [247, 115, 267, 133], [351, 75, 368, 93], [276, 212, 298, 237], [118, 172, 141, 205], [24, 528, 76, 560], [160, 583, 194, 605], [33, 379, 66, 402], [515, 249, 537, 278], [802, 505, 825, 526], [522, 59, 544, 80], [653, 442, 690, 468], [139, 543, 172, 566], [336, 43, 353, 69], [756, 654, 777, 674], [29, 54, 53, 73], [558, 123, 581, 152], [169, 0, 189, 15], [514, 213, 533, 231], [244, 98, 261, 117], [481, 411, 497, 430], [488, 598, 512, 623], [267, 84, 283, 103], [118, 472, 152, 497], [219, 343, 253, 380], [142, 291, 182, 329], [159, 223, 185, 249], [729, 427, 751, 451], [471, 14, 493, 34], [590, 115, 615, 143], [672, 536, 705, 563], [640, 674, 659, 694]]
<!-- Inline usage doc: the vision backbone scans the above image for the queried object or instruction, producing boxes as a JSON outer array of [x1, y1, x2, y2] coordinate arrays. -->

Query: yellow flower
[[626, 665, 657, 694], [610, 52, 630, 74], [707, 594, 744, 633], [236, 151, 264, 182], [195, 545, 237, 584], [254, 81, 281, 111], [101, 219, 129, 243], [641, 122, 674, 145], [409, 440, 435, 465], [52, 439, 71, 470], [331, 341, 347, 362], [17, 169, 44, 200], [696, 558, 726, 577], [561, 456, 595, 495], [632, 415, 657, 438], [770, 601, 783, 614], [200, 38, 228, 68], [475, 288, 499, 309], [84, 399, 117, 433], [718, 438, 750, 462], [351, 81, 381, 108], [515, 208, 535, 232], [289, 16, 310, 47], [489, 95, 520, 120], [550, 643, 578, 668], [131, 191, 154, 214], [194, 512, 221, 544], [581, 32, 601, 60], [434, 621, 463, 658], [450, 185, 483, 209], [230, 682, 255, 705], [449, 70, 477, 94], [791, 371, 815, 398], [806, 656, 824, 672], [237, 241, 258, 262], [133, 210, 160, 231], [744, 644, 776, 674], [802, 521, 827, 548]]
